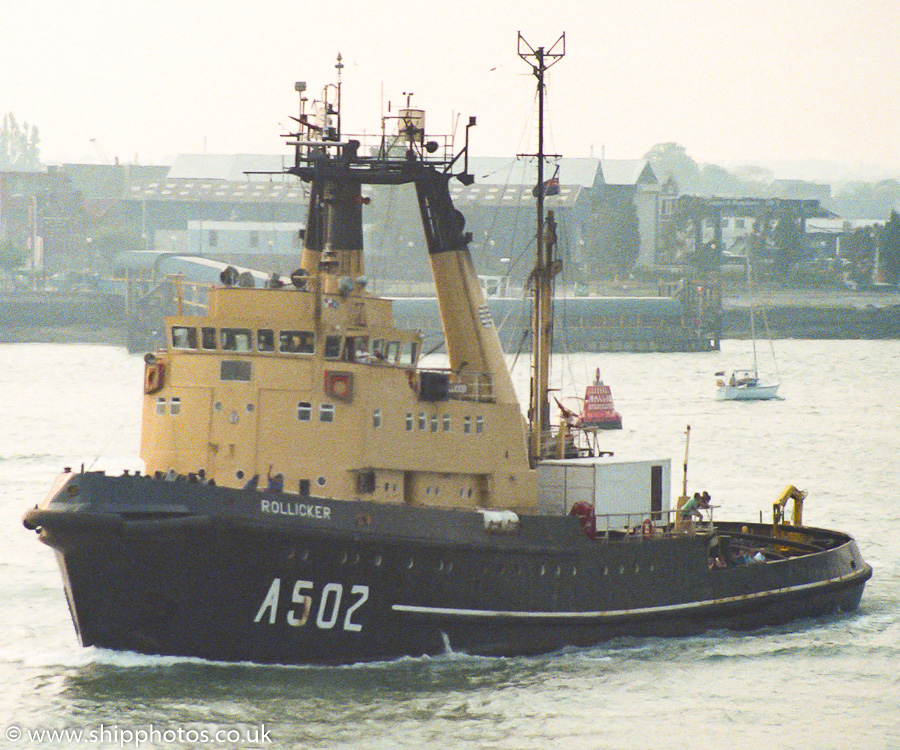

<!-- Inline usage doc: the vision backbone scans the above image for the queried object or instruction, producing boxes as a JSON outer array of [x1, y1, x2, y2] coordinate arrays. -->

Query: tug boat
[[23, 41, 870, 665]]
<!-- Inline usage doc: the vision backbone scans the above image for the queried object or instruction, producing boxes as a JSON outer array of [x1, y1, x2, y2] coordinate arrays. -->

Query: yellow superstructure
[[141, 281, 537, 510]]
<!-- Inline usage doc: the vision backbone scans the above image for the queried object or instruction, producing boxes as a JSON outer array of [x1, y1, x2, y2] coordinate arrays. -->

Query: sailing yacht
[[716, 255, 780, 401]]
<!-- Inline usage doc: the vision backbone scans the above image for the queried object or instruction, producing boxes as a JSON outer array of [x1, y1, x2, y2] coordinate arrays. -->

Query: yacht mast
[[747, 251, 758, 377], [518, 32, 565, 463]]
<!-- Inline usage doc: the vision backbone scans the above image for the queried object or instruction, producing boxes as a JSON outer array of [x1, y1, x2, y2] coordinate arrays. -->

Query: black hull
[[25, 472, 872, 666]]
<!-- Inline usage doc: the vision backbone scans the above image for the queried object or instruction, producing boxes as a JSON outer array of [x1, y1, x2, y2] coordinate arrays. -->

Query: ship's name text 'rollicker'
[[260, 500, 332, 520]]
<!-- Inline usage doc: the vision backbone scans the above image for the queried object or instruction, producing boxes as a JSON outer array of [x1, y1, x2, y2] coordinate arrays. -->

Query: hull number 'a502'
[[253, 578, 370, 632]]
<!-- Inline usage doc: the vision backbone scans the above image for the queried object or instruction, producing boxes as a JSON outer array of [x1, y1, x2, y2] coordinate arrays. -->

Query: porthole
[[634, 563, 640, 574], [317, 476, 326, 487], [339, 552, 348, 564], [214, 401, 223, 411], [618, 564, 625, 575], [351, 553, 360, 565], [649, 563, 655, 573], [555, 565, 561, 577], [446, 562, 453, 573], [602, 565, 609, 576], [571, 566, 578, 576], [438, 560, 445, 572], [373, 555, 382, 567], [539, 565, 546, 577], [301, 550, 309, 561], [406, 559, 415, 570], [246, 403, 255, 413], [236, 470, 245, 480]]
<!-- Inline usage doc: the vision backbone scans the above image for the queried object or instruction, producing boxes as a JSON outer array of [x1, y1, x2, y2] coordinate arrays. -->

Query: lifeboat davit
[[577, 369, 622, 430]]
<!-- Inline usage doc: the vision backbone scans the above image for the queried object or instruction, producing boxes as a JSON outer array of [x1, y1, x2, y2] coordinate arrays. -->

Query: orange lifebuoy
[[324, 370, 353, 402], [641, 518, 653, 539], [144, 362, 165, 394]]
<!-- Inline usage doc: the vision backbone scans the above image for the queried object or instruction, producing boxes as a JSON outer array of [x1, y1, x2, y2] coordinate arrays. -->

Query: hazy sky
[[3, 0, 899, 180]]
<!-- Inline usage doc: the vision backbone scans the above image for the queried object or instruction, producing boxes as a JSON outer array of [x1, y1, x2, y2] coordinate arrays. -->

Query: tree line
[[0, 113, 41, 171]]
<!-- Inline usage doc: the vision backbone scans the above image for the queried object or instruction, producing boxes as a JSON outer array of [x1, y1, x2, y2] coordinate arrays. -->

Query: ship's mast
[[518, 32, 565, 464]]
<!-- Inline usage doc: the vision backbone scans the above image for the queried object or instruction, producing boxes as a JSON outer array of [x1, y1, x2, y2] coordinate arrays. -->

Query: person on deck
[[681, 492, 710, 520], [266, 468, 284, 493]]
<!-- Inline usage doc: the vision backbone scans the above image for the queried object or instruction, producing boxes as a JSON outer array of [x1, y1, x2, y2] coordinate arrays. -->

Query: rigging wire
[[759, 305, 781, 383]]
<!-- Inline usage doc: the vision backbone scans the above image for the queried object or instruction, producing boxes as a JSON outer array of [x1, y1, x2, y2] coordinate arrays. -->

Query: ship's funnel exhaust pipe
[[301, 177, 365, 281]]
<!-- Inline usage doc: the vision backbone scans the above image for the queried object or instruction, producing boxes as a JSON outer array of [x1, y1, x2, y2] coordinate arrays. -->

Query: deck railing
[[587, 507, 717, 541]]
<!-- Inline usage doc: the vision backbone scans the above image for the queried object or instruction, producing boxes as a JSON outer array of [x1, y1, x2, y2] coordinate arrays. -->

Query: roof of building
[[125, 178, 306, 203], [61, 163, 170, 199], [597, 160, 658, 187], [466, 157, 657, 189], [449, 181, 584, 208]]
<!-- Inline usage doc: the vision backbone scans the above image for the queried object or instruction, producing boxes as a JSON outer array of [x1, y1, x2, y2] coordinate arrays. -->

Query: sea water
[[1, 340, 897, 750]]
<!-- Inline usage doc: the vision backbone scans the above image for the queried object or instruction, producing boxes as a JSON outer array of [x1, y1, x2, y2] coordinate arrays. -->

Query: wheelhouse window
[[201, 327, 217, 350], [373, 409, 382, 428], [170, 397, 181, 416], [418, 412, 426, 430], [344, 336, 372, 362], [405, 412, 413, 431], [442, 414, 451, 431], [221, 328, 252, 352], [257, 329, 275, 352], [463, 416, 471, 434], [156, 397, 166, 415], [297, 402, 312, 421], [171, 326, 198, 349], [476, 415, 484, 433], [280, 330, 315, 354], [320, 404, 335, 423], [385, 342, 400, 363]]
